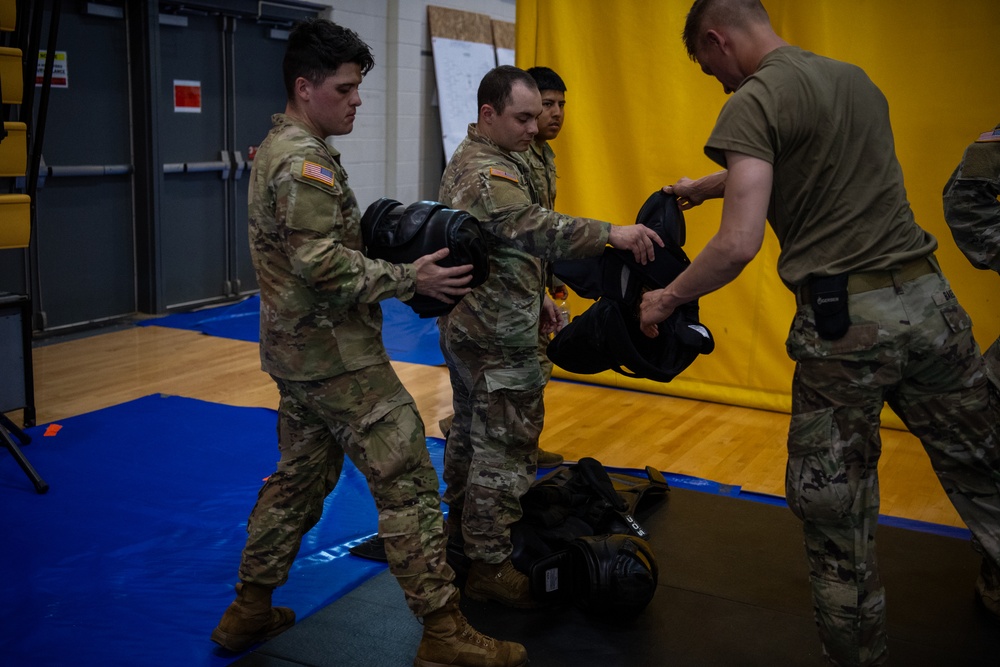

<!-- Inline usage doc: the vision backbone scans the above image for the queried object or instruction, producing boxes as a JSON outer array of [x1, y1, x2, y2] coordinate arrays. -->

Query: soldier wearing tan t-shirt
[[640, 2, 1000, 666]]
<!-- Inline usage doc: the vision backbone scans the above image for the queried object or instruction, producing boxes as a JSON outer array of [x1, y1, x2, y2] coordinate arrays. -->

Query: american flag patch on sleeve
[[302, 161, 335, 185]]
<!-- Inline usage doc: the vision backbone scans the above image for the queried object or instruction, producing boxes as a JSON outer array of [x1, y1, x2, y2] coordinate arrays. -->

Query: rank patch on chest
[[302, 161, 335, 185], [489, 167, 519, 184]]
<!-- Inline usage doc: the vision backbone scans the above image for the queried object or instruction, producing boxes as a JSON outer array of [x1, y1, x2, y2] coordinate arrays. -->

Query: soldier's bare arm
[[663, 170, 728, 210], [640, 153, 769, 337]]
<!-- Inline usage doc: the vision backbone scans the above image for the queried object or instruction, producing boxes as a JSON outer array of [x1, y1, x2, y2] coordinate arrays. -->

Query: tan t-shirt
[[705, 46, 936, 288]]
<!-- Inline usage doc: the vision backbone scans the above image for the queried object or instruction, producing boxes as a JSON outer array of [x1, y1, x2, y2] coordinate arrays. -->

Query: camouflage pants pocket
[[935, 290, 973, 334], [985, 338, 1000, 390], [379, 506, 426, 577], [786, 407, 854, 524]]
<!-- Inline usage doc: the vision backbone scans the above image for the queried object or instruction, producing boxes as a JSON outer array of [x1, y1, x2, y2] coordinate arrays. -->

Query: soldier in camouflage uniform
[[436, 67, 567, 470], [943, 122, 1000, 383], [639, 2, 1000, 665], [523, 67, 563, 214], [522, 66, 568, 469], [211, 19, 528, 667], [438, 65, 662, 608]]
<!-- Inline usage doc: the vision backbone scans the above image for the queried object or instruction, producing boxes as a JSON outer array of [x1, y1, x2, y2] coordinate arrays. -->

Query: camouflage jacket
[[248, 113, 417, 380], [438, 123, 610, 349], [521, 140, 564, 291], [522, 140, 557, 210], [943, 122, 1000, 273]]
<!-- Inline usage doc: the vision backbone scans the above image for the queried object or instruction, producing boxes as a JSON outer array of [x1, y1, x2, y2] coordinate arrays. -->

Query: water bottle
[[551, 285, 570, 329]]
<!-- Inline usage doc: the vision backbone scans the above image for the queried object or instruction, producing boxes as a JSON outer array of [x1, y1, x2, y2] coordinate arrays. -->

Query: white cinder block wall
[[311, 0, 516, 209]]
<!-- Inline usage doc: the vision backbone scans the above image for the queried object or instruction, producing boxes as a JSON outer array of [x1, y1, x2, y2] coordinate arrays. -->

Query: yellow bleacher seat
[[0, 0, 15, 32], [0, 3, 26, 250], [0, 194, 30, 249], [0, 121, 26, 177], [0, 46, 22, 105]]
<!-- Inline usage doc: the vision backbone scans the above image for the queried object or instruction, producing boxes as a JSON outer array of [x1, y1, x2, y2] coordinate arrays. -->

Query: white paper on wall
[[430, 36, 497, 162], [495, 47, 515, 67]]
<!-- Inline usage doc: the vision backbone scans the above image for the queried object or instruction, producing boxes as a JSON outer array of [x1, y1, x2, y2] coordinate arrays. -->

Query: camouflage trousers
[[440, 336, 544, 563], [238, 363, 457, 617], [785, 268, 1000, 667], [538, 324, 554, 382], [986, 337, 1000, 386]]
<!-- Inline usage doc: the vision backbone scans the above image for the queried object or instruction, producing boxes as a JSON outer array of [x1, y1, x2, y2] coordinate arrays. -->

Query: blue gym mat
[[0, 395, 406, 667], [1, 395, 969, 667], [138, 295, 445, 366]]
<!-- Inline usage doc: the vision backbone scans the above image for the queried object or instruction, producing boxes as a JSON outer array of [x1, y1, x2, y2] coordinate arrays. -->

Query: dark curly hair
[[282, 18, 375, 99]]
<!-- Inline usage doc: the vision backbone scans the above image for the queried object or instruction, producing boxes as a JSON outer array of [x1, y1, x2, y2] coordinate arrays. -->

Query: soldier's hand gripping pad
[[361, 198, 490, 317], [547, 191, 714, 383]]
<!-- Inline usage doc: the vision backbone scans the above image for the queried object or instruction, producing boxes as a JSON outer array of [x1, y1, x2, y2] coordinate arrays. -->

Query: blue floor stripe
[[601, 463, 970, 540]]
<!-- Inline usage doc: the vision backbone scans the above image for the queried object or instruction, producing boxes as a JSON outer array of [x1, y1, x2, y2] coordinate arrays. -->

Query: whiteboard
[[496, 47, 515, 67], [431, 36, 497, 162]]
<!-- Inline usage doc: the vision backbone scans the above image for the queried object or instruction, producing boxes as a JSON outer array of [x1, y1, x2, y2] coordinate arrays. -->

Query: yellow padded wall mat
[[517, 0, 1000, 428]]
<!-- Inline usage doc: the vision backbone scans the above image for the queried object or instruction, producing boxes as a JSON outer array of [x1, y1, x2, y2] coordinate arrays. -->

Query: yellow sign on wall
[[37, 50, 68, 88]]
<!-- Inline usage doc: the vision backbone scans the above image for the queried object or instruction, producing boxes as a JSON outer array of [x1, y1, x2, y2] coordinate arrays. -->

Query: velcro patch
[[959, 143, 999, 179], [489, 167, 519, 184], [932, 289, 956, 306], [302, 160, 335, 186]]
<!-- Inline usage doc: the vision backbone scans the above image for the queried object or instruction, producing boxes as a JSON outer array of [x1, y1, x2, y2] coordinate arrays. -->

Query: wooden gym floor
[[4, 323, 963, 528]]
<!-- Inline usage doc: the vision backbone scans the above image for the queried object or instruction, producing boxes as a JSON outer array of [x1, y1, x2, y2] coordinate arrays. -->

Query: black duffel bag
[[361, 198, 490, 317], [511, 457, 668, 616]]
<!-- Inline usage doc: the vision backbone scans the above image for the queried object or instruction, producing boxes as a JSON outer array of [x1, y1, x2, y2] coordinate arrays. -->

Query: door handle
[[18, 157, 133, 188], [163, 151, 232, 179]]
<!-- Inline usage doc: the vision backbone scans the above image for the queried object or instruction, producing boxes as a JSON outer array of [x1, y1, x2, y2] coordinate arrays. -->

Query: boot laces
[[496, 560, 528, 593], [457, 615, 496, 650], [496, 560, 517, 581]]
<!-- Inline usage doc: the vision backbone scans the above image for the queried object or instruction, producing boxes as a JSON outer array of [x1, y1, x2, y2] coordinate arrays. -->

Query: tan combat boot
[[464, 558, 537, 609], [536, 448, 564, 468], [210, 582, 296, 652], [414, 603, 528, 667]]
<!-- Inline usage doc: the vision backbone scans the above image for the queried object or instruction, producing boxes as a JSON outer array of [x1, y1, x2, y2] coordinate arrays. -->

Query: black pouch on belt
[[810, 273, 850, 340]]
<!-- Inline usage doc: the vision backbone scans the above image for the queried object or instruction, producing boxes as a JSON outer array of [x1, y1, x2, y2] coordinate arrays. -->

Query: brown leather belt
[[796, 256, 937, 306]]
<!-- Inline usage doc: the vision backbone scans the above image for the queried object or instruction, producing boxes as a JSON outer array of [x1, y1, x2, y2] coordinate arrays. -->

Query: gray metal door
[[157, 12, 230, 308], [31, 4, 135, 329], [232, 21, 289, 295], [7, 1, 317, 329], [157, 11, 295, 310]]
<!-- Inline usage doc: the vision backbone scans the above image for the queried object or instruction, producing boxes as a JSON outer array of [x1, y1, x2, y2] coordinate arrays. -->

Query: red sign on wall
[[173, 80, 202, 113]]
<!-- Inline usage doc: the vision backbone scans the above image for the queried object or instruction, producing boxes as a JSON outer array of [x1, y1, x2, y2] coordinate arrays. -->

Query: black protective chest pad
[[547, 191, 714, 383], [361, 198, 490, 317]]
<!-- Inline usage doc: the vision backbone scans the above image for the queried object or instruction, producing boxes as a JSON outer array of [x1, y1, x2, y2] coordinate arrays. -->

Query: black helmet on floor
[[571, 533, 659, 616]]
